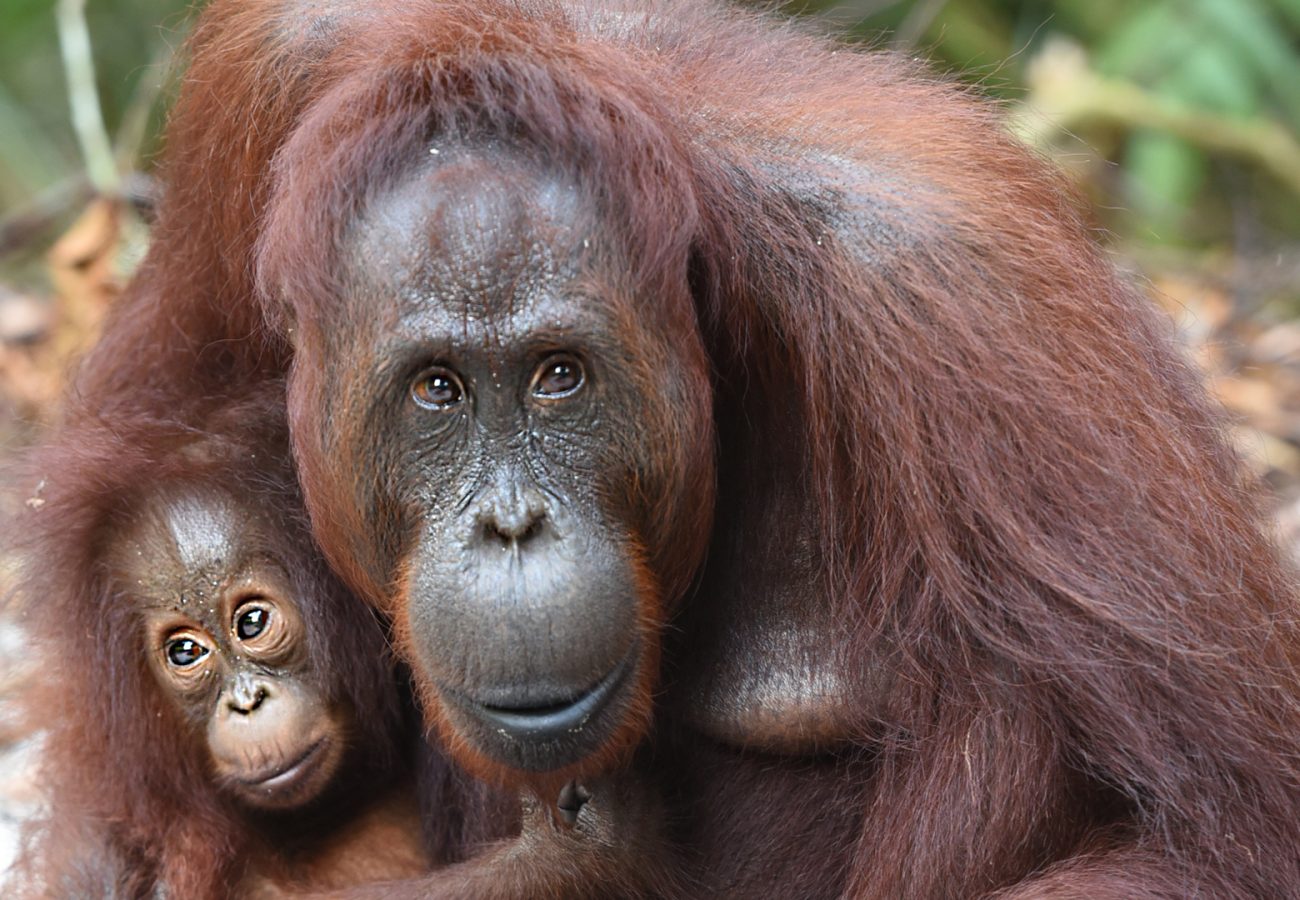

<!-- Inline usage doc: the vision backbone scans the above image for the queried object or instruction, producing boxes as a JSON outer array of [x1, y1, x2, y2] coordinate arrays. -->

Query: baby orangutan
[[109, 478, 429, 891], [9, 399, 464, 899]]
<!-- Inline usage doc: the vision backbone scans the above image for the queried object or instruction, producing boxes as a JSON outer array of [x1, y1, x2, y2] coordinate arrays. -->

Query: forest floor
[[0, 195, 1298, 876]]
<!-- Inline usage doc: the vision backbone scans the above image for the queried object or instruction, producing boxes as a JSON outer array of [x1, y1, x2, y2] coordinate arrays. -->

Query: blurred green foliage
[[0, 0, 189, 210], [1, 0, 1298, 273], [788, 0, 1300, 251]]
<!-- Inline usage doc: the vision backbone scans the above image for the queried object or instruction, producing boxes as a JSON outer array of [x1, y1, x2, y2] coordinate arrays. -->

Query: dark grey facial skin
[[112, 488, 348, 809], [326, 151, 690, 773]]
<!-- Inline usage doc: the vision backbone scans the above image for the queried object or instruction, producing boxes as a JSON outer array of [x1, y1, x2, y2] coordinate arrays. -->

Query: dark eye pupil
[[413, 370, 463, 408], [537, 359, 582, 396], [237, 608, 268, 640], [167, 639, 205, 667], [426, 377, 457, 403]]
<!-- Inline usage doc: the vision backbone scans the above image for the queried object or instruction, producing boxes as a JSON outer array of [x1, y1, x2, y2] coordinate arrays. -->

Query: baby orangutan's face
[[114, 487, 351, 811]]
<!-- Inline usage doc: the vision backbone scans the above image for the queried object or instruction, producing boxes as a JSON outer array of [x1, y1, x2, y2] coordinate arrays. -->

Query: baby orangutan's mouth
[[240, 738, 326, 788], [227, 736, 339, 810]]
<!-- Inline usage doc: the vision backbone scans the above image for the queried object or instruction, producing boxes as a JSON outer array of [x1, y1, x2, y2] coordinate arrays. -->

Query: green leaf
[[1096, 4, 1194, 80], [1197, 0, 1300, 120], [1124, 130, 1208, 238], [1165, 40, 1261, 116], [1272, 0, 1300, 33]]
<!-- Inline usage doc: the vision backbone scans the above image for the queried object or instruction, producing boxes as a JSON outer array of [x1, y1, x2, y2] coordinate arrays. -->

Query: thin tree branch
[[55, 0, 119, 194], [1014, 39, 1300, 199]]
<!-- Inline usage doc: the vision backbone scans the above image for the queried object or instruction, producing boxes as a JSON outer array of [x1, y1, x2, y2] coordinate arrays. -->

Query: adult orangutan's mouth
[[471, 652, 636, 740], [438, 644, 642, 773]]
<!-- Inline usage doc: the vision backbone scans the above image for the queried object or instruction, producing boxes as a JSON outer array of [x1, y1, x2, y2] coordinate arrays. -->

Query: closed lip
[[447, 648, 637, 743], [239, 738, 326, 789]]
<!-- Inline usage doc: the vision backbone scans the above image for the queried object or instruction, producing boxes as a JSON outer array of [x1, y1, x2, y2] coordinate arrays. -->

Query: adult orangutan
[[18, 0, 1300, 896]]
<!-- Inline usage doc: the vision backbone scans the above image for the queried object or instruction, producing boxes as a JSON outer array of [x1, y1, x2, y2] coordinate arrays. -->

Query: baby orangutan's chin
[[215, 723, 348, 812]]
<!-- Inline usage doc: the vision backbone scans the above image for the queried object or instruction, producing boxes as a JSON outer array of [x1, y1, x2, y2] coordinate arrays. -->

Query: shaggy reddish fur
[[11, 0, 1300, 896]]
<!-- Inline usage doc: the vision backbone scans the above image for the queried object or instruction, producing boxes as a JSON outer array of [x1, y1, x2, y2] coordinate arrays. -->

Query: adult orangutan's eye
[[411, 367, 465, 410], [531, 355, 585, 399], [166, 636, 209, 668]]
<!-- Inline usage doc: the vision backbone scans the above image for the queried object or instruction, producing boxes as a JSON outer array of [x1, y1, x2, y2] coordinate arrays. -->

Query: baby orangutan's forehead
[[110, 489, 264, 610], [157, 493, 243, 574]]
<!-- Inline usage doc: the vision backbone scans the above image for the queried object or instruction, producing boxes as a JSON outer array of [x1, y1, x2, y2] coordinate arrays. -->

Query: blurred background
[[2, 0, 1300, 874]]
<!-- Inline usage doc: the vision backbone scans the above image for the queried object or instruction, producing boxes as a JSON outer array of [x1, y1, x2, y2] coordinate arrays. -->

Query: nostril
[[229, 685, 268, 715], [472, 482, 551, 548], [480, 510, 546, 546], [521, 516, 543, 542]]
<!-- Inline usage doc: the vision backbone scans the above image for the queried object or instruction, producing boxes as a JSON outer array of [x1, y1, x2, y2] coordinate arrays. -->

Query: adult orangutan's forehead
[[343, 150, 594, 324]]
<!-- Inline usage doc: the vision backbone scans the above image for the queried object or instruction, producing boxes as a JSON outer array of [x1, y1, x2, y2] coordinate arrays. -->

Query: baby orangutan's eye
[[235, 605, 270, 640], [166, 636, 209, 668]]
